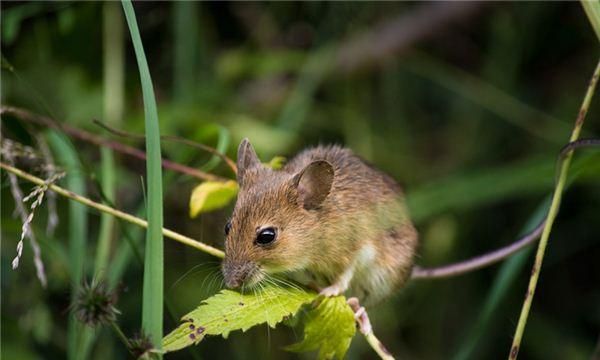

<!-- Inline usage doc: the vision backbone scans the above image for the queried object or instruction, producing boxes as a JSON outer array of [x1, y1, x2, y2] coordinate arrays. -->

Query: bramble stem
[[508, 58, 600, 359], [0, 161, 225, 259], [1, 105, 227, 182]]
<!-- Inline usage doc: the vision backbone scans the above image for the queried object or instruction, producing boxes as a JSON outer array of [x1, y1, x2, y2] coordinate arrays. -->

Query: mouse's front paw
[[319, 284, 342, 297]]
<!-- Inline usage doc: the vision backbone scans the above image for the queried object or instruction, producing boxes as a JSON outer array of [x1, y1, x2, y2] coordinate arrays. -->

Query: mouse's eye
[[224, 221, 232, 236], [255, 227, 277, 246]]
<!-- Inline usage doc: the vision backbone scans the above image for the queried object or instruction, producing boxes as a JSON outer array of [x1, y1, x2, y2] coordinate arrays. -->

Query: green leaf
[[162, 286, 316, 353], [264, 156, 286, 170], [199, 124, 230, 172], [189, 180, 239, 218], [286, 296, 356, 360]]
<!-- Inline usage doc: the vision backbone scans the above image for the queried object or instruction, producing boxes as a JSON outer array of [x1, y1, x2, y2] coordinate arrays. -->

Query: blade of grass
[[276, 47, 334, 132], [401, 53, 571, 144], [95, 1, 124, 277], [407, 152, 600, 224], [581, 0, 600, 41], [199, 125, 231, 172], [78, 4, 126, 357], [173, 1, 198, 104], [452, 198, 550, 360], [46, 130, 89, 360], [508, 58, 600, 359], [122, 0, 164, 350]]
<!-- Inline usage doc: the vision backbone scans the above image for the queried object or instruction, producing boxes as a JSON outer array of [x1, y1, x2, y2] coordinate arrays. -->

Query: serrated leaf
[[162, 286, 317, 353], [264, 156, 286, 170], [189, 180, 238, 218], [286, 296, 356, 360]]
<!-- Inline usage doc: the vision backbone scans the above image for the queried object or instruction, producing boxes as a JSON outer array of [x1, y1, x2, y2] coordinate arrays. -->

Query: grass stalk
[[581, 0, 600, 41], [122, 1, 165, 349], [46, 131, 89, 360], [0, 161, 224, 258], [452, 199, 549, 360], [95, 1, 124, 277], [173, 1, 199, 104], [508, 58, 600, 359]]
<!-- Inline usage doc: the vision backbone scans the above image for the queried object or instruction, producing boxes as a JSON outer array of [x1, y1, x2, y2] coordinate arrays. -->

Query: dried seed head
[[129, 332, 155, 359], [72, 280, 119, 327]]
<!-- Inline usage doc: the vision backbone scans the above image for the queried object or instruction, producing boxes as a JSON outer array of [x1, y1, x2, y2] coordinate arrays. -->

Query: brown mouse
[[222, 138, 418, 305]]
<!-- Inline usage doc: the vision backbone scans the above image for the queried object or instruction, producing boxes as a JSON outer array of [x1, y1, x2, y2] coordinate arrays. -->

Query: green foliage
[[581, 0, 600, 41], [286, 296, 356, 360], [265, 156, 287, 170], [162, 286, 317, 353], [46, 130, 90, 360], [189, 180, 239, 217], [121, 0, 165, 349], [2, 2, 599, 359]]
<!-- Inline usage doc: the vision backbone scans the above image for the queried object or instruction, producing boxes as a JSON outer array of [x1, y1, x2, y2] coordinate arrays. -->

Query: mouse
[[222, 138, 418, 305]]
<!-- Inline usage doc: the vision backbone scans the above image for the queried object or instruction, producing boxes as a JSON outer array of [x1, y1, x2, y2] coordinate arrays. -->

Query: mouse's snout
[[222, 260, 257, 289]]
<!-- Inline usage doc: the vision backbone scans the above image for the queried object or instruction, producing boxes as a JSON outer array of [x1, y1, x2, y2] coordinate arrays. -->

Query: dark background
[[2, 2, 600, 359]]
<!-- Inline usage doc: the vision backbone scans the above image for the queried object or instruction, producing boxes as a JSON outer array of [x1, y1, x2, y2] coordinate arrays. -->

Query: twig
[[0, 105, 227, 182], [0, 161, 225, 259], [347, 297, 394, 360], [92, 118, 238, 174], [508, 58, 600, 359]]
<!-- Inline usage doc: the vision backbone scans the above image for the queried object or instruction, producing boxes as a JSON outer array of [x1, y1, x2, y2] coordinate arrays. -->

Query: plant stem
[[0, 161, 225, 259], [110, 321, 133, 352], [508, 58, 600, 359], [92, 119, 237, 174], [581, 0, 600, 41], [96, 0, 124, 278], [364, 332, 395, 360], [0, 106, 226, 182]]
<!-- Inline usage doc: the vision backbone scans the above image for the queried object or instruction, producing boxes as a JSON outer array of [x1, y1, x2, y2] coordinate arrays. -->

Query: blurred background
[[2, 2, 600, 359]]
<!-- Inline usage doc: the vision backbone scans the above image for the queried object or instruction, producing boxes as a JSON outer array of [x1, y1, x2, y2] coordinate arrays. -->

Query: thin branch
[[509, 58, 600, 359], [0, 161, 225, 259], [1, 105, 227, 182], [92, 118, 238, 174]]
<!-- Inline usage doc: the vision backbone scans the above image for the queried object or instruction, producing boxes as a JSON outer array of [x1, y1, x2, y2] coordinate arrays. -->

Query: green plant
[[122, 0, 165, 353]]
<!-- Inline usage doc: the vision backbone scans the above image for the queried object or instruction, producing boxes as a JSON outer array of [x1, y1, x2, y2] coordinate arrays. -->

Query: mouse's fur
[[222, 138, 418, 304]]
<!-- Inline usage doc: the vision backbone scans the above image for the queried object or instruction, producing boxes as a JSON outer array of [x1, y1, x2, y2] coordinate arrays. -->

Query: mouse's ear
[[292, 160, 334, 210], [237, 138, 260, 185]]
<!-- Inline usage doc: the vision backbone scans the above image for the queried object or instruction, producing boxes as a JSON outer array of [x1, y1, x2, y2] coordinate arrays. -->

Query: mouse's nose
[[222, 261, 254, 289], [225, 277, 242, 289]]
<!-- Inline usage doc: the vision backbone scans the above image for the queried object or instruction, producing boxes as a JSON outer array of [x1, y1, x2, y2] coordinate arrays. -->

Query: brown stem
[[1, 105, 227, 182], [91, 118, 238, 174]]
